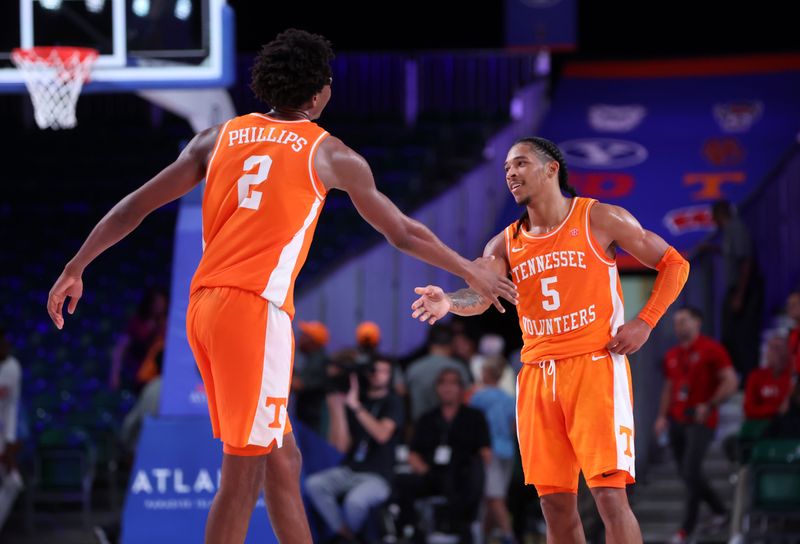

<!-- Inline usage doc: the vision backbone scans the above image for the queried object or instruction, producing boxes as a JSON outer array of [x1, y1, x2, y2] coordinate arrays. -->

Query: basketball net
[[11, 47, 98, 130]]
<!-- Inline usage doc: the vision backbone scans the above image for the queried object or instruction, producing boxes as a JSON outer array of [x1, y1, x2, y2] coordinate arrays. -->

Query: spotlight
[[85, 0, 106, 13], [174, 0, 192, 20], [132, 0, 149, 17], [40, 0, 63, 10]]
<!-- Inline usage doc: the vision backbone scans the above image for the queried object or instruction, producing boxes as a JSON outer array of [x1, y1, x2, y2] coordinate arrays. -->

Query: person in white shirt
[[0, 327, 21, 471], [0, 326, 23, 531]]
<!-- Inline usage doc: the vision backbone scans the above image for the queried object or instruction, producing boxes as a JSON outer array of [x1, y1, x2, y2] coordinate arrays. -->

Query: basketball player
[[46, 29, 517, 544], [411, 137, 690, 543]]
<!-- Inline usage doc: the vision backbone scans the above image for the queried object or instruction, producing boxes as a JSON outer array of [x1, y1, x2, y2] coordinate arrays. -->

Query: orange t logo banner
[[683, 171, 745, 199], [265, 397, 288, 429]]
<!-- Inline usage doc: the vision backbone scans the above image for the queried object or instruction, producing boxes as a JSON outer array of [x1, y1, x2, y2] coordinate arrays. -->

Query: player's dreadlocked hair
[[513, 137, 578, 238], [250, 29, 334, 109]]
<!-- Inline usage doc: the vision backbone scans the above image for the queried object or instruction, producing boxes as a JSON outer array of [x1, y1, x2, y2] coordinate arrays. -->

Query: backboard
[[0, 0, 234, 92]]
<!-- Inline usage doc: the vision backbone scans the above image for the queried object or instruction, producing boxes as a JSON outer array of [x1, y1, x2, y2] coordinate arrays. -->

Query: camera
[[325, 349, 375, 394]]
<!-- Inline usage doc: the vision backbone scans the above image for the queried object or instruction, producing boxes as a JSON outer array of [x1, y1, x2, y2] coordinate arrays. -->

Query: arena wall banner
[[497, 56, 800, 267], [159, 185, 208, 416], [122, 416, 340, 543], [121, 417, 276, 543]]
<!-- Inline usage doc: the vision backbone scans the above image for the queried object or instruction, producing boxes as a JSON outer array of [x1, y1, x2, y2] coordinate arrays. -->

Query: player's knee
[[592, 487, 631, 523], [266, 438, 302, 478], [540, 494, 579, 523]]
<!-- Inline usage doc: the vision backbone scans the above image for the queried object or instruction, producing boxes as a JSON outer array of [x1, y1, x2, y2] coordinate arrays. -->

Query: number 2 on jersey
[[541, 276, 561, 311], [237, 155, 273, 210]]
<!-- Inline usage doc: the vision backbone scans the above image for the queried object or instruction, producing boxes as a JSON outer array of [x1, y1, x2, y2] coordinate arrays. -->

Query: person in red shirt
[[654, 306, 738, 544], [786, 292, 800, 375], [744, 335, 793, 420]]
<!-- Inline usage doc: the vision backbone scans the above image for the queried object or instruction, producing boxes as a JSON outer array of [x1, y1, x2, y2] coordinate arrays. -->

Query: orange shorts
[[186, 286, 294, 456], [516, 349, 636, 495]]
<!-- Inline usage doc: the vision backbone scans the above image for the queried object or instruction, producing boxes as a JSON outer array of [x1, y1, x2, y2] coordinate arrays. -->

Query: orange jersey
[[189, 113, 330, 319], [504, 197, 625, 362]]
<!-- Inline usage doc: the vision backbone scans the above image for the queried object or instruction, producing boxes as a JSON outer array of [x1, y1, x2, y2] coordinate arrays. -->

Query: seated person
[[305, 355, 403, 543], [743, 335, 792, 421], [764, 381, 800, 439], [392, 368, 491, 543]]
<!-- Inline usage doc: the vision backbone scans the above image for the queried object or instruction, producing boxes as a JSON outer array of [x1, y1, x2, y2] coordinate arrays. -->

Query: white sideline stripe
[[247, 302, 292, 448], [260, 198, 322, 307], [608, 265, 634, 476]]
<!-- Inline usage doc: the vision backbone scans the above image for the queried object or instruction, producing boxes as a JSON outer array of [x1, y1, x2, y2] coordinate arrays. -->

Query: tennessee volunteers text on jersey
[[504, 197, 625, 362]]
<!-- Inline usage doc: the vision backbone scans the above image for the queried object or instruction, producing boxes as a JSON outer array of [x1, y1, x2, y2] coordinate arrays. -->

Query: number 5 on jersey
[[541, 276, 561, 311], [238, 155, 273, 210]]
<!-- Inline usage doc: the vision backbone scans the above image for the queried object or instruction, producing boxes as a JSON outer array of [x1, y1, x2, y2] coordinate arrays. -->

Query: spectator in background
[[355, 321, 407, 397], [405, 324, 470, 421], [728, 335, 795, 543], [355, 321, 381, 358], [392, 368, 491, 542], [0, 327, 21, 474], [305, 355, 403, 543], [452, 323, 479, 373], [654, 306, 738, 544], [470, 356, 516, 544], [472, 334, 517, 396], [0, 327, 23, 532], [291, 321, 330, 434], [743, 334, 792, 421], [135, 335, 164, 387], [764, 380, 800, 438], [712, 200, 763, 378], [121, 350, 163, 454], [110, 287, 168, 391], [786, 291, 800, 374]]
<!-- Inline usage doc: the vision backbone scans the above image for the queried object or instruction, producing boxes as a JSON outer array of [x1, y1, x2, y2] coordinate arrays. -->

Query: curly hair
[[512, 137, 578, 238], [250, 28, 334, 109]]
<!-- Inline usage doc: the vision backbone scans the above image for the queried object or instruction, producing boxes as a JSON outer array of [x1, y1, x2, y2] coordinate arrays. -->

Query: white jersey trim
[[611, 350, 636, 478], [205, 119, 233, 186], [608, 263, 634, 476], [250, 112, 310, 124], [202, 119, 232, 252], [504, 226, 513, 267], [307, 131, 330, 200], [260, 198, 323, 307], [608, 264, 625, 337], [519, 197, 578, 240], [246, 302, 293, 449], [585, 200, 616, 266]]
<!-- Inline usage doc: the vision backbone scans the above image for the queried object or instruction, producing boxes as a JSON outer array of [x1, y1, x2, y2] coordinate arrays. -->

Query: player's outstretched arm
[[47, 126, 221, 330], [411, 234, 510, 324], [315, 137, 517, 311], [591, 203, 690, 355]]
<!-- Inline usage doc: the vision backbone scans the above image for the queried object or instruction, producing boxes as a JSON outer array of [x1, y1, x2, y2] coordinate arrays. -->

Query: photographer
[[306, 354, 404, 543]]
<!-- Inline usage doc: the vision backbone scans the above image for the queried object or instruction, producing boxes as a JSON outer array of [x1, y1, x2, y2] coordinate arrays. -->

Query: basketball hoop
[[11, 47, 99, 130]]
